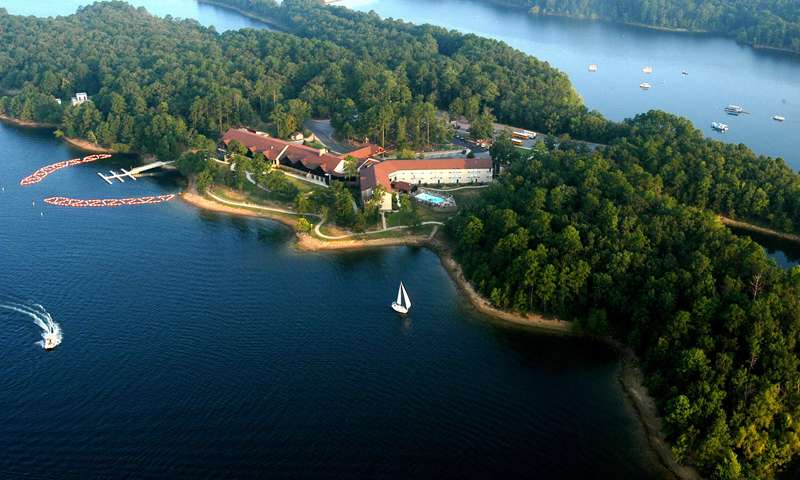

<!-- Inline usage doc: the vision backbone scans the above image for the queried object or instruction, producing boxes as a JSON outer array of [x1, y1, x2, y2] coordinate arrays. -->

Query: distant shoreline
[[719, 215, 800, 245], [197, 0, 290, 31], [481, 0, 799, 56], [0, 114, 114, 153]]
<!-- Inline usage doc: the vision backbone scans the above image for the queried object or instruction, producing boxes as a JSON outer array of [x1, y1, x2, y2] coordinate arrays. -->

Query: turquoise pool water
[[415, 192, 446, 205]]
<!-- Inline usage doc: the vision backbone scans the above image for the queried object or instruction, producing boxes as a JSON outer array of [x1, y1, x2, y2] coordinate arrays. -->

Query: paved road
[[304, 119, 351, 154]]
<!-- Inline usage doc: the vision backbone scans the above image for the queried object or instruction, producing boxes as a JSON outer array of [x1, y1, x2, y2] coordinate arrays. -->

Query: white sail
[[396, 283, 404, 306], [401, 283, 411, 309]]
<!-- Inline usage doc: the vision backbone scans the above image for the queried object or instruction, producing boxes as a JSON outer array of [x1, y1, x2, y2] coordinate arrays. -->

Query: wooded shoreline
[[181, 182, 697, 480]]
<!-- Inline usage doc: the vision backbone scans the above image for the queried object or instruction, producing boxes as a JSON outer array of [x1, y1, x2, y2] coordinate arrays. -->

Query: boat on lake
[[725, 105, 744, 115], [43, 332, 58, 350], [639, 82, 652, 90], [711, 122, 729, 132], [391, 282, 412, 314], [682, 70, 688, 75], [642, 66, 653, 74], [588, 64, 598, 72], [773, 115, 785, 122]]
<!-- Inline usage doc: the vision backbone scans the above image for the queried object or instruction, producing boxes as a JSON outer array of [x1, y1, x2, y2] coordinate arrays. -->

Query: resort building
[[222, 128, 347, 182], [360, 158, 493, 211], [71, 92, 89, 106]]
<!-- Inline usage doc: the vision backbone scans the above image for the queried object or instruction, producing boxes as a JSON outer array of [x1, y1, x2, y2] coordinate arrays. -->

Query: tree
[[296, 217, 313, 234], [470, 108, 495, 141]]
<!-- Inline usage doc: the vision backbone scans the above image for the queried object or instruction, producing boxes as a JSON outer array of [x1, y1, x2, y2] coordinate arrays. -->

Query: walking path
[[206, 190, 318, 217], [424, 185, 489, 192], [314, 220, 444, 240]]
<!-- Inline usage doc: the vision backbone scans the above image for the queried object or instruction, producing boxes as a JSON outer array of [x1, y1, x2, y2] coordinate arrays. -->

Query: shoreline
[[181, 182, 697, 479], [197, 0, 291, 31], [0, 114, 115, 153], [720, 215, 800, 245], [62, 136, 115, 153], [482, 0, 798, 56], [0, 113, 59, 129]]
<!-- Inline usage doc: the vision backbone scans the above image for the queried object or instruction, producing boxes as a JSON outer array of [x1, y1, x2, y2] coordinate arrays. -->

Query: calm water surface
[[343, 0, 800, 167], [0, 125, 661, 476]]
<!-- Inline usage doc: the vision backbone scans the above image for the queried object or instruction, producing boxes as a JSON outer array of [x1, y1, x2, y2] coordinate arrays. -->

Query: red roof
[[346, 143, 384, 160], [360, 158, 492, 192], [222, 128, 344, 175]]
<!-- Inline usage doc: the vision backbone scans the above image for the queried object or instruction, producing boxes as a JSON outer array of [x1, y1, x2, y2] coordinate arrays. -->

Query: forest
[[502, 0, 800, 54], [450, 134, 800, 479]]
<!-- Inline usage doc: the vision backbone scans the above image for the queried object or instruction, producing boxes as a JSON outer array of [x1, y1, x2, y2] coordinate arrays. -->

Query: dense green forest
[[500, 0, 800, 54], [450, 133, 800, 479]]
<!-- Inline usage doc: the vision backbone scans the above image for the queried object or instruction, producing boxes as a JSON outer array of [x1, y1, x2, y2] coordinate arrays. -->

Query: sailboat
[[391, 282, 412, 314]]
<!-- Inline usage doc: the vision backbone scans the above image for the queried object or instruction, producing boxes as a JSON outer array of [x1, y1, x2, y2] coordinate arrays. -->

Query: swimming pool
[[415, 192, 446, 205]]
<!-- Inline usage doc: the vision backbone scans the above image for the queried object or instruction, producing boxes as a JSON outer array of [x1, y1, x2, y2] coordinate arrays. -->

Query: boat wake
[[0, 302, 62, 349]]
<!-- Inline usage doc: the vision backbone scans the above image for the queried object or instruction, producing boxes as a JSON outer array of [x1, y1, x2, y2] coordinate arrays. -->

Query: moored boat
[[391, 282, 412, 314], [724, 105, 744, 115], [711, 122, 729, 132]]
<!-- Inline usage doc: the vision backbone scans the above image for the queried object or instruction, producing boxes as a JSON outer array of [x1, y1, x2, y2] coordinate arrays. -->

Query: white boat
[[639, 82, 652, 90], [682, 70, 689, 75], [711, 122, 729, 132], [588, 64, 598, 72], [642, 66, 653, 74], [773, 115, 785, 122], [725, 105, 744, 115], [43, 333, 58, 350], [391, 282, 412, 314]]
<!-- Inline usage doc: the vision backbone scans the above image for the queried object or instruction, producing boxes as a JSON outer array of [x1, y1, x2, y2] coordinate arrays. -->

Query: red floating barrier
[[20, 154, 112, 186], [43, 194, 176, 208]]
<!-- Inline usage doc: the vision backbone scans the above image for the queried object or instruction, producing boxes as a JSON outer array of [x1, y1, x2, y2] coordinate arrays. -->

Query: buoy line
[[20, 154, 112, 186], [44, 194, 176, 208]]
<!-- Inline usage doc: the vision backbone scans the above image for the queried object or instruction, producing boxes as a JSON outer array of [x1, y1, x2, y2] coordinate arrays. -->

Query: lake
[[0, 122, 662, 477], [342, 0, 800, 168]]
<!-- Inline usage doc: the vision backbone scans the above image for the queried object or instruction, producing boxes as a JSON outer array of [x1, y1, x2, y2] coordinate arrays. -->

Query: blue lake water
[[343, 0, 800, 168], [0, 119, 660, 476]]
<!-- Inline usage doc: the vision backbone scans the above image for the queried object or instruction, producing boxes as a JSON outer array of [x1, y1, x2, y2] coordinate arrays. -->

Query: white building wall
[[362, 187, 393, 212], [388, 168, 492, 186]]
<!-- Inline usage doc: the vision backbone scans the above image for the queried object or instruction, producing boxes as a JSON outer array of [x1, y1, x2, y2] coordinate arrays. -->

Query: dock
[[98, 161, 174, 184]]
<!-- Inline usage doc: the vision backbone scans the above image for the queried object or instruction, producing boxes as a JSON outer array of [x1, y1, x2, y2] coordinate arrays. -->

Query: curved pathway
[[423, 185, 489, 192], [207, 187, 444, 241], [314, 220, 444, 240], [206, 190, 319, 217]]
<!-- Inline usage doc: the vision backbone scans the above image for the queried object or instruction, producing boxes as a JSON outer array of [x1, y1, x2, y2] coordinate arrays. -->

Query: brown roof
[[222, 128, 344, 175], [360, 158, 492, 192], [346, 143, 384, 160]]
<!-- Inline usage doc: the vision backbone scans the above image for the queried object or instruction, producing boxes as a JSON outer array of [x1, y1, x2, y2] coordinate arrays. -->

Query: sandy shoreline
[[720, 215, 800, 244], [63, 136, 115, 153], [0, 114, 114, 153], [0, 113, 59, 129]]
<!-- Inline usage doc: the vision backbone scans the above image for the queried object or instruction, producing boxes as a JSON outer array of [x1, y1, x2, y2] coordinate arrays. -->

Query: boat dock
[[98, 169, 136, 184], [98, 160, 175, 184]]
